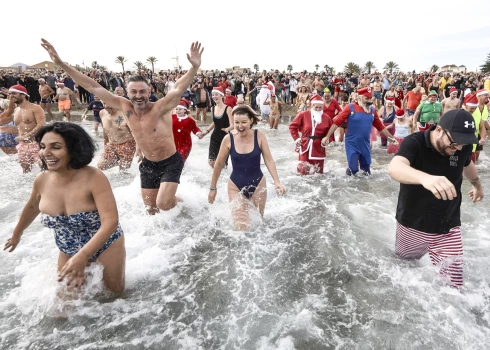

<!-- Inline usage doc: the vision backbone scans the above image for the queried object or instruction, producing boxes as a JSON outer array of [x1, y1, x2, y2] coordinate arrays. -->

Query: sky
[[2, 0, 490, 73]]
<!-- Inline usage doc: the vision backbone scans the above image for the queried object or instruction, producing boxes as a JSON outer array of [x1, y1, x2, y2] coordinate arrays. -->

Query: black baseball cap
[[438, 109, 478, 145]]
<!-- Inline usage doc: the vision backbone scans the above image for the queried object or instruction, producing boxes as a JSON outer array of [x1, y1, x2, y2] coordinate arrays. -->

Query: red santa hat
[[267, 82, 274, 90], [176, 101, 188, 110], [449, 87, 458, 95], [225, 87, 232, 92], [476, 89, 489, 97], [8, 84, 29, 97], [464, 94, 478, 107], [212, 86, 224, 96], [386, 96, 395, 103], [309, 94, 324, 105], [262, 83, 268, 88], [56, 81, 65, 85], [357, 87, 373, 99], [396, 108, 405, 118]]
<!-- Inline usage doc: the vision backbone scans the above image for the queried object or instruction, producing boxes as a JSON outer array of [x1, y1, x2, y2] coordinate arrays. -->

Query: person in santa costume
[[289, 94, 333, 175], [172, 101, 202, 162], [322, 87, 398, 175]]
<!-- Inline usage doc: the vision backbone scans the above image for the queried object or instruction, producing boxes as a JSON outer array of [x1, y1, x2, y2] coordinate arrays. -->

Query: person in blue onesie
[[322, 87, 398, 175]]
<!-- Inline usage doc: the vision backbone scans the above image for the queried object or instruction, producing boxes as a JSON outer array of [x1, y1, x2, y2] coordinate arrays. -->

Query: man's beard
[[311, 109, 323, 123]]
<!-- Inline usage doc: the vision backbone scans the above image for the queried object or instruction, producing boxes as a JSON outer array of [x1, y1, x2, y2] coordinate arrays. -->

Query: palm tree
[[287, 65, 293, 74], [315, 64, 319, 72], [147, 56, 158, 73], [133, 61, 145, 74], [344, 62, 361, 74], [364, 61, 376, 74], [99, 65, 107, 71], [430, 64, 439, 73], [324, 65, 334, 74], [253, 64, 259, 73], [115, 56, 127, 73], [91, 61, 99, 69], [383, 61, 400, 73]]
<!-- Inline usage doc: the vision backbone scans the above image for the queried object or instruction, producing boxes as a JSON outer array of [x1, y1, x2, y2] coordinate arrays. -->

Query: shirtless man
[[313, 76, 325, 96], [441, 88, 461, 113], [98, 102, 136, 172], [54, 81, 74, 121], [38, 78, 55, 121], [0, 95, 19, 155], [373, 76, 383, 110], [41, 38, 203, 214], [8, 85, 46, 173], [359, 74, 370, 88]]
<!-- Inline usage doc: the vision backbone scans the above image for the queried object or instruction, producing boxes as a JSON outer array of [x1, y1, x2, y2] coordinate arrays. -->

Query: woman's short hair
[[232, 105, 260, 126], [35, 122, 96, 170]]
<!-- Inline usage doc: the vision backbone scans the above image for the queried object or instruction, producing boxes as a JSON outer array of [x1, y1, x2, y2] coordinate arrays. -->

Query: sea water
[[0, 119, 489, 349]]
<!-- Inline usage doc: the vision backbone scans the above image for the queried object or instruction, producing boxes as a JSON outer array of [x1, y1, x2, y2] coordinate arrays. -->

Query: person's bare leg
[[1, 146, 17, 155], [141, 188, 159, 215], [40, 102, 49, 121], [93, 122, 100, 132], [155, 182, 179, 211], [269, 116, 274, 129], [96, 236, 126, 294], [250, 177, 267, 217], [46, 103, 54, 121], [228, 181, 250, 231], [65, 110, 71, 122], [195, 107, 201, 122], [273, 117, 280, 129], [338, 128, 345, 142]]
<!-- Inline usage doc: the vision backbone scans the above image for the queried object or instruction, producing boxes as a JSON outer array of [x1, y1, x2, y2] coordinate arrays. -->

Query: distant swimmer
[[54, 81, 75, 122], [38, 78, 55, 121], [9, 85, 46, 173], [4, 122, 126, 293], [388, 110, 482, 288], [98, 101, 136, 172], [41, 38, 204, 214], [208, 105, 286, 231]]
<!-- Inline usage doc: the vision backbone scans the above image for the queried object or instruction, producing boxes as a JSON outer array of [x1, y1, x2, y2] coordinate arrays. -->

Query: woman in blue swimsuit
[[208, 105, 286, 230], [4, 122, 126, 293]]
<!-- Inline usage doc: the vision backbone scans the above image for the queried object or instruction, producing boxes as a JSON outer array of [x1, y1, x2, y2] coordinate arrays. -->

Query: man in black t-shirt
[[388, 109, 483, 288]]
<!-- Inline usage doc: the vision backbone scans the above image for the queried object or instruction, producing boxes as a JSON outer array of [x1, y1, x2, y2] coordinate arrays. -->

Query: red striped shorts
[[395, 222, 463, 288]]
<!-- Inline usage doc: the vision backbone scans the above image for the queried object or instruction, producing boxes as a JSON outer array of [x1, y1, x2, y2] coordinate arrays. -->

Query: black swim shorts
[[139, 152, 185, 189], [41, 98, 52, 104]]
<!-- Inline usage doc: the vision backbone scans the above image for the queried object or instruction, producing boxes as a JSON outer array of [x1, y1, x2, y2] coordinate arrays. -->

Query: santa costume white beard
[[311, 109, 323, 124]]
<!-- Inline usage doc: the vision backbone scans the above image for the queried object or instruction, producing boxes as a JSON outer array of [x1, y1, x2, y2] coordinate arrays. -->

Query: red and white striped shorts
[[395, 222, 463, 288]]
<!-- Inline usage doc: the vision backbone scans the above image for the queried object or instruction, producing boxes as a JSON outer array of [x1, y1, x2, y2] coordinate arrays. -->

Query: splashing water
[[0, 120, 489, 349]]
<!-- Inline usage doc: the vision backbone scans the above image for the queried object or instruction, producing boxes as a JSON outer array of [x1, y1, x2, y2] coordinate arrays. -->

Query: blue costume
[[41, 210, 123, 262], [229, 129, 263, 199], [345, 104, 375, 176]]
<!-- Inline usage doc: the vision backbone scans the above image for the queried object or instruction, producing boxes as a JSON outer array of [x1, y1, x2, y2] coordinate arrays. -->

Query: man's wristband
[[209, 187, 217, 191]]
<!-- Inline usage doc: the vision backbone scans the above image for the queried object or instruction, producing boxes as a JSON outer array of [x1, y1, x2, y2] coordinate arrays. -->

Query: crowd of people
[[2, 38, 489, 295]]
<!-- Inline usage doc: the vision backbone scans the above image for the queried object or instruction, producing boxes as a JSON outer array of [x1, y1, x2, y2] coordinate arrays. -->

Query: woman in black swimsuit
[[198, 87, 234, 168]]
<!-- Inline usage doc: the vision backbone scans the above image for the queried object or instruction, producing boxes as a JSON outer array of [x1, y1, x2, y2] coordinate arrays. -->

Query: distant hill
[[9, 62, 30, 71]]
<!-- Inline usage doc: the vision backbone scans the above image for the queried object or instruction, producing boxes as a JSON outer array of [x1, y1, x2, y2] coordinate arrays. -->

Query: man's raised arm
[[157, 42, 204, 114], [41, 38, 124, 109]]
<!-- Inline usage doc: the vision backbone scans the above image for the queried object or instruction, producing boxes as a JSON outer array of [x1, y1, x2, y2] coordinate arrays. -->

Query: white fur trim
[[212, 90, 224, 96], [8, 88, 29, 96]]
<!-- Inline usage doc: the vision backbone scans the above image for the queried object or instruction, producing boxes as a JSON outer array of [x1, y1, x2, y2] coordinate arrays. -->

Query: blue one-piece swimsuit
[[229, 129, 263, 199], [41, 210, 123, 262]]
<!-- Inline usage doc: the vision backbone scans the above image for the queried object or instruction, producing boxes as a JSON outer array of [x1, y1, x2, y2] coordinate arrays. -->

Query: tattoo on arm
[[126, 110, 133, 118], [470, 176, 480, 186]]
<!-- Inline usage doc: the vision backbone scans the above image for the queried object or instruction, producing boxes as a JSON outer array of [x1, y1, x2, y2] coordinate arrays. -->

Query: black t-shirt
[[395, 126, 472, 234], [444, 83, 457, 97]]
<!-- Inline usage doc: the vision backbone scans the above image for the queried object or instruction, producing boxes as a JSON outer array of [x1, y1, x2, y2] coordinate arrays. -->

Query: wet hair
[[128, 75, 150, 86], [35, 122, 96, 171], [232, 105, 260, 126]]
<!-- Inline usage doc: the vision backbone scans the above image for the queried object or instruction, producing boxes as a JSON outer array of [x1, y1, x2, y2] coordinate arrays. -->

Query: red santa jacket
[[172, 114, 202, 161], [289, 110, 333, 160]]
